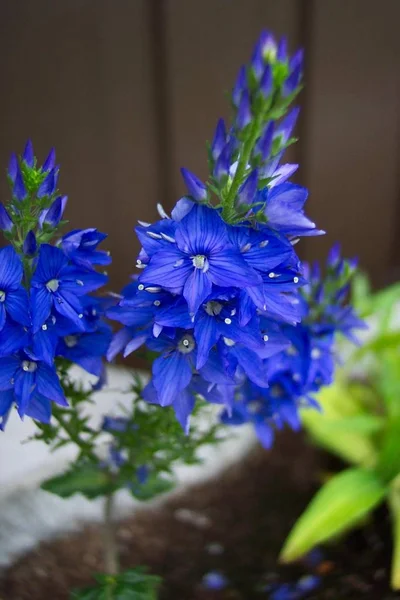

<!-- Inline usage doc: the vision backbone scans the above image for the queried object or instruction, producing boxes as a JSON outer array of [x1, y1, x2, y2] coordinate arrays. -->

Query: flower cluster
[[107, 31, 332, 432], [221, 245, 366, 447], [0, 142, 111, 428]]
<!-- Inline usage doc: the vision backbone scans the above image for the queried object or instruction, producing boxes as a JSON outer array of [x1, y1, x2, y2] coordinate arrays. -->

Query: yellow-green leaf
[[280, 468, 386, 563]]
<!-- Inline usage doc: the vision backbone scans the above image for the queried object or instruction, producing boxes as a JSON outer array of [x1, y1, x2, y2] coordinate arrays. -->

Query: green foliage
[[280, 468, 386, 563], [40, 373, 224, 502], [42, 464, 113, 499], [283, 275, 400, 589], [70, 567, 161, 600]]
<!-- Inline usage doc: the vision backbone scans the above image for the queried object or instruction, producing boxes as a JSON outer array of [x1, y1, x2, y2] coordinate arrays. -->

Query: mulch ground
[[1, 431, 399, 599]]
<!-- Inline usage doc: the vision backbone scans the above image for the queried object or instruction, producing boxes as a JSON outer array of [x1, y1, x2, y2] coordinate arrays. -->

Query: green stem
[[222, 117, 260, 222], [52, 407, 98, 462], [103, 491, 119, 599]]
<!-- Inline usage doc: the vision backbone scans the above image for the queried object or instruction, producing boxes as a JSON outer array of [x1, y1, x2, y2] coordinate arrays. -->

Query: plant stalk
[[103, 492, 119, 577]]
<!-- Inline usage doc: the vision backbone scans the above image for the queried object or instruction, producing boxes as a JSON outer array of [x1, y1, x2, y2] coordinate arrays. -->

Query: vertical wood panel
[[0, 0, 159, 291], [163, 0, 302, 205], [301, 0, 400, 285]]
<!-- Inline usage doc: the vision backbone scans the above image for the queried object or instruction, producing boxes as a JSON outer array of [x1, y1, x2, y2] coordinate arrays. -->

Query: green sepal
[[42, 463, 113, 499], [280, 468, 387, 563]]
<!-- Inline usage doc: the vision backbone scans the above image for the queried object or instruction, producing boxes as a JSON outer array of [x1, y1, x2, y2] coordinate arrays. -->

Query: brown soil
[[0, 431, 399, 599]]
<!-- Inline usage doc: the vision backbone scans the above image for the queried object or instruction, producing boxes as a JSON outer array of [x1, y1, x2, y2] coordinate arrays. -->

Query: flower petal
[[173, 388, 195, 433], [0, 247, 23, 289], [208, 249, 261, 288], [24, 393, 52, 423], [194, 314, 219, 369], [53, 291, 85, 329], [15, 370, 36, 415], [0, 322, 29, 357], [36, 363, 67, 406], [31, 286, 52, 332], [152, 351, 192, 407], [31, 244, 68, 284], [5, 288, 31, 326], [0, 357, 19, 389], [175, 204, 227, 255], [140, 248, 192, 292], [183, 268, 212, 315]]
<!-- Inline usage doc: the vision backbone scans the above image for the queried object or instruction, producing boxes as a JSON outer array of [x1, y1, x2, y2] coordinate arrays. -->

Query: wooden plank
[[163, 0, 301, 204], [300, 0, 400, 285], [0, 0, 159, 291]]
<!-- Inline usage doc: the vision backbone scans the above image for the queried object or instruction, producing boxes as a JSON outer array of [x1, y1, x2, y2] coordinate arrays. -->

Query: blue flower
[[56, 316, 112, 378], [61, 228, 111, 270], [39, 196, 68, 228], [0, 246, 30, 330], [0, 351, 67, 418], [139, 204, 261, 315], [258, 182, 325, 238], [0, 203, 13, 232], [30, 244, 107, 332]]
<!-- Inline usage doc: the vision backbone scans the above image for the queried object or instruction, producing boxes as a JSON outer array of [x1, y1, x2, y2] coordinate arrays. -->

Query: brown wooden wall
[[0, 0, 399, 290]]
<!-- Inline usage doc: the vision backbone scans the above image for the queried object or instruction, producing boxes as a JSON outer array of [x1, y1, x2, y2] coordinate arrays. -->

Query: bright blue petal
[[15, 370, 35, 415], [36, 363, 67, 406], [31, 286, 52, 331], [24, 393, 52, 423], [0, 247, 23, 289], [5, 288, 30, 326], [199, 348, 234, 385], [107, 327, 133, 361], [33, 327, 58, 365], [173, 388, 195, 433], [140, 248, 192, 292], [155, 298, 192, 329], [254, 421, 274, 448], [231, 346, 269, 388], [61, 269, 108, 294], [0, 389, 14, 417], [152, 351, 192, 407], [0, 357, 19, 389], [0, 304, 5, 331], [123, 332, 149, 357], [183, 268, 212, 315], [37, 169, 56, 198], [176, 204, 227, 255], [194, 314, 219, 369], [0, 322, 29, 356], [53, 290, 85, 329], [31, 244, 68, 284], [208, 249, 261, 288]]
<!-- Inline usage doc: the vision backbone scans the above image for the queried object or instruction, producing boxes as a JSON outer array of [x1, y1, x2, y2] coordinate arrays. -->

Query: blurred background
[[0, 0, 399, 292]]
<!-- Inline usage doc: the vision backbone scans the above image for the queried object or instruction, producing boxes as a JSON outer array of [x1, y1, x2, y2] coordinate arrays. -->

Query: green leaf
[[42, 464, 112, 499], [377, 418, 400, 483], [71, 568, 161, 600], [301, 383, 379, 468], [130, 473, 175, 501], [280, 468, 386, 563], [389, 476, 400, 590]]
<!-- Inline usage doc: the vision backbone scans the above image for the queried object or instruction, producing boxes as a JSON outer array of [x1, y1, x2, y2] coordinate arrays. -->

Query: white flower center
[[204, 301, 223, 316], [64, 335, 79, 348], [178, 334, 195, 354], [192, 254, 208, 271], [46, 279, 59, 292], [22, 360, 37, 373], [0, 290, 5, 303]]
